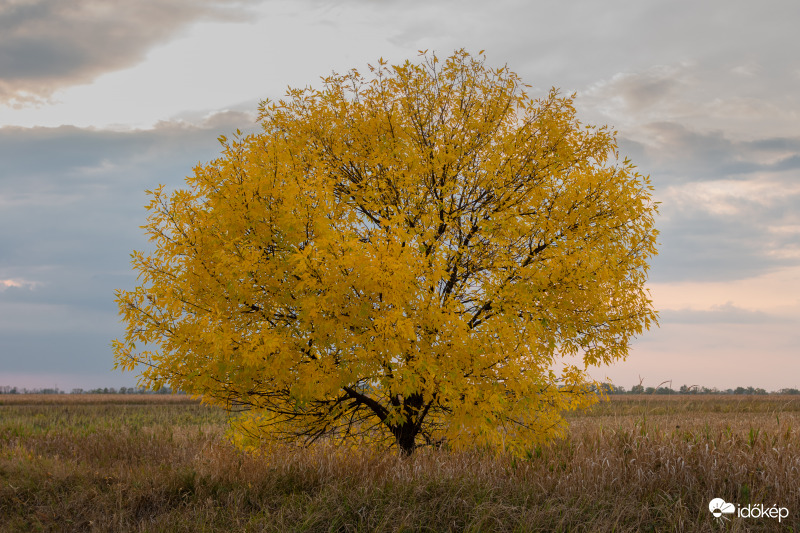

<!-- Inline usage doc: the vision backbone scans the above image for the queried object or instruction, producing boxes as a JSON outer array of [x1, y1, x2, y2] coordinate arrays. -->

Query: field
[[2, 394, 800, 532]]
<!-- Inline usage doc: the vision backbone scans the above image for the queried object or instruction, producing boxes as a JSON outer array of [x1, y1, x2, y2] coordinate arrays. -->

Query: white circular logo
[[709, 498, 736, 520]]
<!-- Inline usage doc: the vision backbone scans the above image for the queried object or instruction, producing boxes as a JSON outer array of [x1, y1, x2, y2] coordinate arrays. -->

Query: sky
[[1, 0, 798, 392]]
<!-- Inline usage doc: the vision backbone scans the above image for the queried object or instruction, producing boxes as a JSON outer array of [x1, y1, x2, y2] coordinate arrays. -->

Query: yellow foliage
[[114, 50, 658, 456]]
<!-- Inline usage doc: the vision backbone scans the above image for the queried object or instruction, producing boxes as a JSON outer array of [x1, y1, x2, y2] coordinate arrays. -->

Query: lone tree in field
[[114, 51, 658, 456]]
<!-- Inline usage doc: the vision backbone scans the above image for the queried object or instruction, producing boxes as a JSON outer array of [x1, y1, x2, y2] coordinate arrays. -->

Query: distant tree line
[[0, 385, 183, 395], [2, 383, 798, 395], [593, 383, 800, 395]]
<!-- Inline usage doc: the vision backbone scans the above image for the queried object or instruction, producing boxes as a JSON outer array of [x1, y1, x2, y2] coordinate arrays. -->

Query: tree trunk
[[393, 392, 424, 455], [395, 421, 418, 456]]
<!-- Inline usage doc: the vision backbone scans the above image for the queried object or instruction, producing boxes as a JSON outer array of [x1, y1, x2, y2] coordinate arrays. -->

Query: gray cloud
[[660, 303, 791, 325], [584, 65, 690, 116], [652, 181, 800, 282], [746, 138, 800, 153], [0, 0, 257, 104], [627, 123, 800, 182], [0, 110, 258, 268], [650, 206, 799, 283], [336, 0, 800, 98], [0, 110, 255, 192], [610, 121, 800, 283], [0, 112, 258, 380]]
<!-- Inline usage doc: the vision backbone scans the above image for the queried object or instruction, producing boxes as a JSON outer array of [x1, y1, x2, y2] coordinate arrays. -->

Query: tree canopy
[[113, 50, 658, 456]]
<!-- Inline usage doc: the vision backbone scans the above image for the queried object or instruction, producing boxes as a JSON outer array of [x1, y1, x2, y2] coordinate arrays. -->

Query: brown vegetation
[[0, 394, 201, 406], [2, 395, 799, 531]]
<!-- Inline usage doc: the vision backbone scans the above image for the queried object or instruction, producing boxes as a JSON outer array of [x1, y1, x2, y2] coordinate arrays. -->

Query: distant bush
[[592, 383, 791, 395], [0, 385, 184, 395]]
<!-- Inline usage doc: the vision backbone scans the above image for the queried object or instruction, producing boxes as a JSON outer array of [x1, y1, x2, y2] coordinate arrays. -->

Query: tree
[[113, 51, 658, 456]]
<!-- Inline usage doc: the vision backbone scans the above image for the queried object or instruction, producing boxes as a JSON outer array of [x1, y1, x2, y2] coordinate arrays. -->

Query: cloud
[[649, 186, 800, 282], [555, 61, 800, 289], [579, 50, 800, 144], [0, 113, 259, 378], [659, 302, 790, 325], [582, 62, 795, 138], [0, 110, 256, 202], [624, 125, 800, 282], [0, 278, 42, 291], [583, 64, 693, 118], [0, 109, 257, 267], [660, 177, 800, 217], [0, 0, 258, 105], [627, 123, 800, 182], [573, 56, 799, 284], [648, 266, 800, 313]]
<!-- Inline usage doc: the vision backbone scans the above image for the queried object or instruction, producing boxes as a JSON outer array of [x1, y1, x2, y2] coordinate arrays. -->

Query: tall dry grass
[[1, 395, 799, 532], [0, 394, 202, 406]]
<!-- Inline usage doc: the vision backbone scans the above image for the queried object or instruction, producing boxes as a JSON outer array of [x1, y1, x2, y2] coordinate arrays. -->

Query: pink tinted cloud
[[0, 278, 41, 290]]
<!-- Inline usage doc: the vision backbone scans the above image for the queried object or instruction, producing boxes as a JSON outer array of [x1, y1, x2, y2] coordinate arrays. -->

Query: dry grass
[[0, 394, 202, 406], [2, 394, 800, 532]]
